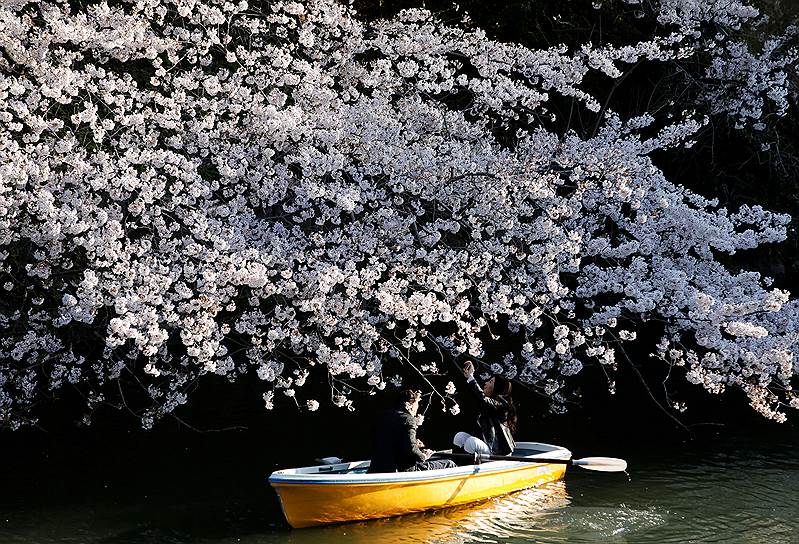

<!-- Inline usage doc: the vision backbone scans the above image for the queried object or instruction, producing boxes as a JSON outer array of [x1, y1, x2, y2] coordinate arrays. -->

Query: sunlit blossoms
[[1, 0, 798, 429]]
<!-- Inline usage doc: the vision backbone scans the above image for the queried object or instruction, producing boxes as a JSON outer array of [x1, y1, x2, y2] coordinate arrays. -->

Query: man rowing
[[368, 389, 457, 473]]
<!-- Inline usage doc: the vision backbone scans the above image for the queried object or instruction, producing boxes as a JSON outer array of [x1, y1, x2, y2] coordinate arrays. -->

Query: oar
[[434, 452, 627, 473]]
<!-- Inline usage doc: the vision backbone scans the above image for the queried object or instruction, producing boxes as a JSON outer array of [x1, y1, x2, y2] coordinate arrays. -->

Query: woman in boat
[[368, 389, 457, 473], [461, 361, 517, 456]]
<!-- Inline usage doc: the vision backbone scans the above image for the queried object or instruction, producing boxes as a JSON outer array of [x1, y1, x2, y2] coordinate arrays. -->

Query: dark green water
[[1, 417, 797, 544]]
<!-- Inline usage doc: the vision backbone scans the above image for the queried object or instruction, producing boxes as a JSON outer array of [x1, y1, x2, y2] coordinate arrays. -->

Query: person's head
[[489, 375, 512, 398], [482, 376, 495, 397], [395, 389, 422, 416], [486, 375, 517, 433], [483, 374, 512, 398]]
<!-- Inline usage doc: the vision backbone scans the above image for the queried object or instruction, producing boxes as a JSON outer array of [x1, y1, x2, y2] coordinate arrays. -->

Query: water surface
[[2, 424, 797, 543]]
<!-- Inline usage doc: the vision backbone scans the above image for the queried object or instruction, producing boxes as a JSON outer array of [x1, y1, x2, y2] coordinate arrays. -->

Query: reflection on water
[[273, 482, 571, 544], [552, 505, 668, 542]]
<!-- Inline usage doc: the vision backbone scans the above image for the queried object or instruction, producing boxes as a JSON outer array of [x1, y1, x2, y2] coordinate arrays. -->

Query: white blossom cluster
[[0, 0, 797, 428], [651, 0, 799, 129], [703, 34, 799, 130]]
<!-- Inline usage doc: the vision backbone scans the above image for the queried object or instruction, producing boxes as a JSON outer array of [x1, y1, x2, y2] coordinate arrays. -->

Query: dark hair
[[492, 375, 512, 397], [395, 389, 421, 409], [491, 375, 518, 434]]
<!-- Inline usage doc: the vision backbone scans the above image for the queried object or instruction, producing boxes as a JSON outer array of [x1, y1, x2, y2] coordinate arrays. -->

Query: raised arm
[[462, 362, 507, 415]]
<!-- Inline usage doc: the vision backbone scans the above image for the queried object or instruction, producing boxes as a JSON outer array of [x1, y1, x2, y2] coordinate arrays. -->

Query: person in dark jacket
[[368, 389, 457, 473], [461, 361, 517, 456]]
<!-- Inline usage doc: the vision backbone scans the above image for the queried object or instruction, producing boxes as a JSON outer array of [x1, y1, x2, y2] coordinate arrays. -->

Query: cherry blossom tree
[[1, 0, 797, 429]]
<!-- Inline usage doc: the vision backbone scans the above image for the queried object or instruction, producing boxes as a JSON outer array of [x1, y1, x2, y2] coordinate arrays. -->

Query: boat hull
[[269, 442, 569, 528]]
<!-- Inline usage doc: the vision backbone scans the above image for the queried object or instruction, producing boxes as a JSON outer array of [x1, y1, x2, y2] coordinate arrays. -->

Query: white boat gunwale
[[268, 441, 571, 485]]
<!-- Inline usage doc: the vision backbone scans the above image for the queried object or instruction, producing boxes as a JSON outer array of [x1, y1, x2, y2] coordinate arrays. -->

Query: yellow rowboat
[[268, 441, 571, 528]]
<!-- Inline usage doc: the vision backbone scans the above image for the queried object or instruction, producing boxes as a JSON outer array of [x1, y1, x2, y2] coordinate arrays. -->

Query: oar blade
[[572, 456, 627, 472]]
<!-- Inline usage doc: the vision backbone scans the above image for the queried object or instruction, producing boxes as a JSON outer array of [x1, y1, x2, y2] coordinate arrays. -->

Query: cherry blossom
[[0, 0, 797, 429]]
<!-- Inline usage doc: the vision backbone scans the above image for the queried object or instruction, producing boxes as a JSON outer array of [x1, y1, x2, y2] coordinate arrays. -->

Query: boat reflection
[[279, 481, 571, 544]]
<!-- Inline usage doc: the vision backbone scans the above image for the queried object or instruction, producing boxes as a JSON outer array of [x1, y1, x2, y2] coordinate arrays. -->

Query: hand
[[416, 439, 425, 448], [463, 361, 475, 378], [422, 448, 434, 460]]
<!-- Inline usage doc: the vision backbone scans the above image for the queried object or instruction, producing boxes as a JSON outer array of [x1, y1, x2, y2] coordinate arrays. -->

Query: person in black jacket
[[368, 389, 457, 473], [461, 361, 517, 456]]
